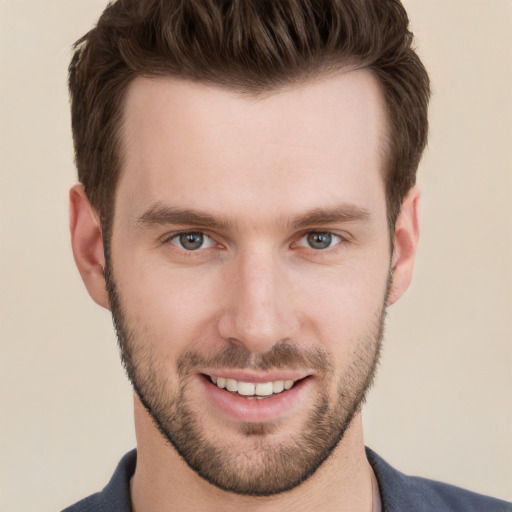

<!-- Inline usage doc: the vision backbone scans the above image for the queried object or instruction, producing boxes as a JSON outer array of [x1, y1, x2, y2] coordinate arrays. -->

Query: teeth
[[209, 375, 297, 397], [237, 382, 255, 396], [255, 382, 273, 396], [226, 379, 238, 392], [272, 380, 284, 393]]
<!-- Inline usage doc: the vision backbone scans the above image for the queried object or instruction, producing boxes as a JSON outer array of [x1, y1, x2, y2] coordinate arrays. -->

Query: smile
[[199, 370, 313, 422], [207, 375, 296, 398]]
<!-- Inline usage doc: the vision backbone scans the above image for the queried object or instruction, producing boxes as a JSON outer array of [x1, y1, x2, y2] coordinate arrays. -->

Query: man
[[64, 0, 511, 511]]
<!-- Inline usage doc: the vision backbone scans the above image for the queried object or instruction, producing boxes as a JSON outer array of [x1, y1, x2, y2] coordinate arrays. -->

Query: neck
[[131, 395, 375, 512]]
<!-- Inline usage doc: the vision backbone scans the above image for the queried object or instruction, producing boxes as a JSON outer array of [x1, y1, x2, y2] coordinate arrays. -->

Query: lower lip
[[199, 375, 312, 423]]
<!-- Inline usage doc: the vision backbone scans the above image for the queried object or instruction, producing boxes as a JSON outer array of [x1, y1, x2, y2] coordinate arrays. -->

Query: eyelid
[[159, 228, 349, 251], [161, 230, 215, 249], [294, 230, 348, 250], [161, 228, 206, 241]]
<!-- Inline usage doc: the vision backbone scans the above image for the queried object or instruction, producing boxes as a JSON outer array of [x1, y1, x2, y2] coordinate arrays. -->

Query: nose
[[217, 247, 300, 354]]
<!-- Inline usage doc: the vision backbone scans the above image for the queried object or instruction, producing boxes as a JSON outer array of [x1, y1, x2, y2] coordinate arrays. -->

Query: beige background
[[0, 0, 511, 510]]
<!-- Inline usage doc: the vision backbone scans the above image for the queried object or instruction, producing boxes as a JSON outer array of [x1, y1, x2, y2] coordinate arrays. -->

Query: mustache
[[177, 340, 333, 376]]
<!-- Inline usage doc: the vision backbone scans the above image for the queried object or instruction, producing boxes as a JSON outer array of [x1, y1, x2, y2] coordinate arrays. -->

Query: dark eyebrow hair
[[136, 202, 371, 230], [137, 204, 233, 230], [289, 204, 371, 228]]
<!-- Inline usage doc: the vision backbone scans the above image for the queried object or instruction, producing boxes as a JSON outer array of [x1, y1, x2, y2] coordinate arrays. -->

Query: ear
[[69, 184, 110, 309], [387, 186, 420, 306]]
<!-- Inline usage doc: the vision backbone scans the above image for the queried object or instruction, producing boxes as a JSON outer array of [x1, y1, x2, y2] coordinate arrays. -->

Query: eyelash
[[167, 231, 215, 251], [162, 230, 346, 253], [296, 232, 344, 250]]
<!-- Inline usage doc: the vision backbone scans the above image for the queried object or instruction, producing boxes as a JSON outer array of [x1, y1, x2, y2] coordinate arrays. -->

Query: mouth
[[204, 374, 301, 399], [198, 371, 313, 423]]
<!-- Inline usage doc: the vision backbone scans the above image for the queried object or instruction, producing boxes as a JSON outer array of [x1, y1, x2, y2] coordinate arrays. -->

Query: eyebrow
[[289, 205, 371, 228], [137, 204, 233, 230], [136, 203, 371, 230]]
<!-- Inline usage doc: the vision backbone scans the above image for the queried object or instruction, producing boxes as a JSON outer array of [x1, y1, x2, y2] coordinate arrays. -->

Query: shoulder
[[366, 447, 512, 512], [61, 492, 102, 512], [61, 450, 136, 512], [406, 475, 512, 512]]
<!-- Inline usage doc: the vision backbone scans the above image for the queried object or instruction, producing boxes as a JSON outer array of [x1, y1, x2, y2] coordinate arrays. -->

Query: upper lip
[[199, 369, 313, 383]]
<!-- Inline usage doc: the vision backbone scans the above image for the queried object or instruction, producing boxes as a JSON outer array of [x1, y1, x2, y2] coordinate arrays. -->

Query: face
[[107, 71, 393, 495]]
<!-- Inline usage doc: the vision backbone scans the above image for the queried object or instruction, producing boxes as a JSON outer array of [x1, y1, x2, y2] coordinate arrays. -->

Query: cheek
[[291, 257, 390, 352], [112, 254, 223, 356]]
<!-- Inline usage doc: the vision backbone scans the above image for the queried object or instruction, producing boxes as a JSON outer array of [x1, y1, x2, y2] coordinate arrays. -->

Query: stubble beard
[[105, 259, 387, 496]]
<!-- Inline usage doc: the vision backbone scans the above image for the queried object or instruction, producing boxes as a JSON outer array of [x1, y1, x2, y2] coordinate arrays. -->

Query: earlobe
[[69, 184, 110, 309], [387, 187, 421, 306]]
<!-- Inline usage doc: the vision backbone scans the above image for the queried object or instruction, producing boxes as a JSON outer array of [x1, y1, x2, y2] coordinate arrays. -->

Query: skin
[[70, 69, 420, 511]]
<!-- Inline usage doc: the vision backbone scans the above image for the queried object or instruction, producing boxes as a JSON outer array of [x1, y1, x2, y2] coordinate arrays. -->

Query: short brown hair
[[69, 0, 430, 238]]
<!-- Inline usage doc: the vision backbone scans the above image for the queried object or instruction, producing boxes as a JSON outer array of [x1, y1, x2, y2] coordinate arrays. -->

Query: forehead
[[117, 70, 388, 224]]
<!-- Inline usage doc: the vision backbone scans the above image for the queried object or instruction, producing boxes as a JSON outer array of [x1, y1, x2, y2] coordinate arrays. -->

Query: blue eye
[[300, 232, 342, 250], [170, 232, 214, 251]]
